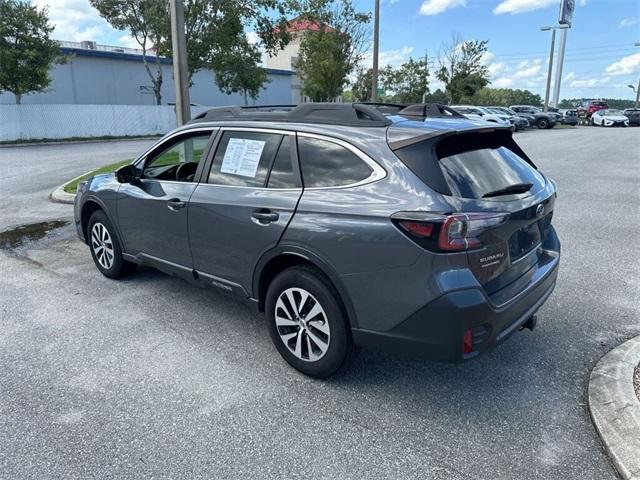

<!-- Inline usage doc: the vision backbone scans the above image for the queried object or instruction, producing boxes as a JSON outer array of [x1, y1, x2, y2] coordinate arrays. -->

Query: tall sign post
[[170, 0, 191, 126], [371, 0, 380, 102], [552, 0, 575, 108]]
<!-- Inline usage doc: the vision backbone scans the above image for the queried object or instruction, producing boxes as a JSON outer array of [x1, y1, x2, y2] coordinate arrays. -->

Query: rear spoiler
[[388, 127, 536, 169]]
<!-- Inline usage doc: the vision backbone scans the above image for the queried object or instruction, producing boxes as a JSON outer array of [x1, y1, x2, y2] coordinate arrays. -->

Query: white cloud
[[569, 76, 611, 87], [494, 0, 557, 15], [513, 59, 542, 78], [32, 0, 114, 42], [618, 17, 638, 28], [419, 0, 466, 16], [563, 71, 576, 82], [117, 35, 142, 50], [363, 46, 415, 69], [605, 53, 640, 76], [492, 77, 514, 88], [246, 32, 260, 45]]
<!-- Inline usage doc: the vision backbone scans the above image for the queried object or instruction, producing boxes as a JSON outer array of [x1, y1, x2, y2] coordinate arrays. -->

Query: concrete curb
[[49, 172, 86, 205], [588, 335, 640, 480]]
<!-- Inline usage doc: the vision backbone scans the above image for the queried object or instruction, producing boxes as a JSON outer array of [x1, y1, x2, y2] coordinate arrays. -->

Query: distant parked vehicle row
[[623, 108, 640, 126]]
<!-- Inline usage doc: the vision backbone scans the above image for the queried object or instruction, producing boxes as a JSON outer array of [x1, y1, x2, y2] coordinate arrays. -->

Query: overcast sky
[[32, 0, 640, 100]]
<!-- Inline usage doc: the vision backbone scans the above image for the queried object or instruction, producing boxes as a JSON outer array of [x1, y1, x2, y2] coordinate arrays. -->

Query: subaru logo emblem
[[535, 204, 544, 217]]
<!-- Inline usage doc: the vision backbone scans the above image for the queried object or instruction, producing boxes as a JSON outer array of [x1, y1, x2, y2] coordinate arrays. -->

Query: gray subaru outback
[[74, 103, 560, 377]]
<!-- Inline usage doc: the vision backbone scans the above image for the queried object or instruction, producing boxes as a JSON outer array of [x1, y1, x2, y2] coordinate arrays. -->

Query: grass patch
[[64, 159, 132, 194]]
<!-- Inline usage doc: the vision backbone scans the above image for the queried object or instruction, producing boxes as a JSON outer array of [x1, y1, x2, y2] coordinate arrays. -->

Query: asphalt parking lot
[[1, 127, 639, 479]]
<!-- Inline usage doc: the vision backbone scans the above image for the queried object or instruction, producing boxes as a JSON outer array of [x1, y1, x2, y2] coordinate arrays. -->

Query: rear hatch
[[391, 128, 557, 298]]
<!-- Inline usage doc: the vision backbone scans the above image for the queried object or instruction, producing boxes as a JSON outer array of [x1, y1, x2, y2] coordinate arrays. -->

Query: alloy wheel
[[274, 287, 331, 362], [91, 222, 114, 270]]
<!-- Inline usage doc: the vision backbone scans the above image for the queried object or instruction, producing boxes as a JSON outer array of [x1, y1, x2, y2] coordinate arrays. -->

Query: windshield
[[604, 109, 623, 115]]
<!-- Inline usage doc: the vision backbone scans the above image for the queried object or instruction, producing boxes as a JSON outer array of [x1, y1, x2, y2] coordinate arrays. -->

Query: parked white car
[[450, 105, 512, 127], [591, 109, 629, 127]]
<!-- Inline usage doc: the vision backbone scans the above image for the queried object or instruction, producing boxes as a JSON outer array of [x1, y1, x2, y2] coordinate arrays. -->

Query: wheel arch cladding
[[81, 200, 103, 243], [255, 252, 358, 329]]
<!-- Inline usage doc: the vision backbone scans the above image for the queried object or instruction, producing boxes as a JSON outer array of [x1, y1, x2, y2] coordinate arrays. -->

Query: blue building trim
[[60, 47, 295, 76]]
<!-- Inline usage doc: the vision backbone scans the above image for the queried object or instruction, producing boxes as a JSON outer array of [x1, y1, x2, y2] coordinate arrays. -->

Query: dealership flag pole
[[170, 0, 191, 126]]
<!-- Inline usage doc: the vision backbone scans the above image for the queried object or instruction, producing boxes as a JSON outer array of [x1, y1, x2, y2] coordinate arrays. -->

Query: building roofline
[[59, 47, 294, 76]]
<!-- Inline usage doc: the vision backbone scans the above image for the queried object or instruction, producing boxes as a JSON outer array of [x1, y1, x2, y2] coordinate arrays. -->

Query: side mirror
[[116, 164, 140, 183]]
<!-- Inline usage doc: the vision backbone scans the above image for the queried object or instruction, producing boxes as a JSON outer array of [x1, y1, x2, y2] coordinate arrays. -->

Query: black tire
[[265, 266, 355, 378], [87, 210, 136, 279], [590, 117, 595, 126], [536, 118, 549, 129]]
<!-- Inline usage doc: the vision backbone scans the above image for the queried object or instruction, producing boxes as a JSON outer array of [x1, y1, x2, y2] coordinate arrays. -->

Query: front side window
[[297, 136, 373, 188], [208, 131, 284, 187], [143, 133, 211, 181]]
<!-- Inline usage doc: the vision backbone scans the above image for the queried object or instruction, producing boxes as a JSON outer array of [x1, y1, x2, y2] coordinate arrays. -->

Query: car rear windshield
[[394, 130, 545, 199]]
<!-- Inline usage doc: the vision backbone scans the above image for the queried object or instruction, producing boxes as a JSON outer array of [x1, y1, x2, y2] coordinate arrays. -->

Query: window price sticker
[[220, 138, 266, 178]]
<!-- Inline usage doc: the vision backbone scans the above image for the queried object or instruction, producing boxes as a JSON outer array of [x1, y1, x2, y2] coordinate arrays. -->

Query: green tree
[[381, 57, 429, 104], [470, 87, 542, 107], [0, 0, 63, 104], [437, 35, 490, 104], [559, 97, 635, 109], [91, 0, 167, 105], [92, 0, 295, 104], [422, 88, 449, 104], [210, 23, 269, 105], [296, 0, 371, 101], [351, 67, 373, 102]]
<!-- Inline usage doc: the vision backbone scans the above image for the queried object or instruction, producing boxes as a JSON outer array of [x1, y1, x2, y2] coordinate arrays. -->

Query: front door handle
[[251, 209, 279, 224], [167, 198, 186, 211]]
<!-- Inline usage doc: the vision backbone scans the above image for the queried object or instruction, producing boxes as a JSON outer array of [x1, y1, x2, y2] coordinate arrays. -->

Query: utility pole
[[541, 27, 556, 112], [371, 0, 380, 102], [169, 0, 190, 126], [552, 26, 568, 108], [636, 80, 640, 108]]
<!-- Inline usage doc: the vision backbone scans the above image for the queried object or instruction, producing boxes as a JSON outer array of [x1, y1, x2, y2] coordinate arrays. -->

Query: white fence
[[0, 104, 211, 142]]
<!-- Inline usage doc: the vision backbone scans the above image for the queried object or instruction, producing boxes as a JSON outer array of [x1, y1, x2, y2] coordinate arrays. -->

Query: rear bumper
[[352, 231, 560, 362]]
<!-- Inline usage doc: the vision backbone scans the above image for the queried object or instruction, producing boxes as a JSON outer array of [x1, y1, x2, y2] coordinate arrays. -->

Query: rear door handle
[[251, 209, 279, 224], [167, 198, 186, 211]]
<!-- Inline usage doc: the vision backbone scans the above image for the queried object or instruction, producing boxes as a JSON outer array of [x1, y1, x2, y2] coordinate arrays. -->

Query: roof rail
[[398, 103, 465, 119], [189, 103, 392, 127], [353, 102, 407, 114]]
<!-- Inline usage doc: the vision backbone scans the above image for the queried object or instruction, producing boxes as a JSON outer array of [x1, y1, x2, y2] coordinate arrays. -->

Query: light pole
[[631, 43, 640, 108], [169, 0, 190, 126], [371, 0, 380, 102], [541, 25, 569, 111], [549, 24, 570, 109], [541, 26, 556, 112]]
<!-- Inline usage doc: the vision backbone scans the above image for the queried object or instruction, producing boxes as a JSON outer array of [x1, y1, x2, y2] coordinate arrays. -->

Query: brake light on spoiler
[[391, 211, 509, 252]]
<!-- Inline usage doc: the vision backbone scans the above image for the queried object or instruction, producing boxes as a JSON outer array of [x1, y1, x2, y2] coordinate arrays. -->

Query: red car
[[577, 100, 609, 119]]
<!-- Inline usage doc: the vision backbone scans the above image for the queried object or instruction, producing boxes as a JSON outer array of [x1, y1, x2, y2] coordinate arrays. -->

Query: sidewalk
[[589, 335, 640, 480]]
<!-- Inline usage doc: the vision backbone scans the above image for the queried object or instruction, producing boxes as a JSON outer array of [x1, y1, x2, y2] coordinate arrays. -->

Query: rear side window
[[267, 136, 297, 188], [208, 131, 282, 187], [297, 136, 372, 188]]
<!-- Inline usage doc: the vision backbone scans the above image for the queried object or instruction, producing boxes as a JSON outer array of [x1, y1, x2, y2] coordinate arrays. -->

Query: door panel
[[188, 128, 301, 291], [189, 187, 302, 287], [118, 180, 196, 267], [116, 130, 215, 269]]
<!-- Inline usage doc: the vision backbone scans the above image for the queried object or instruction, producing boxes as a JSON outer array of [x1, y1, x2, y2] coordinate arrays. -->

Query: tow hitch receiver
[[520, 315, 538, 331]]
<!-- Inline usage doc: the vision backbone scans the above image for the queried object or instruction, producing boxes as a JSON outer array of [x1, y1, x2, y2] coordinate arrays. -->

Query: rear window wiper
[[482, 182, 533, 198]]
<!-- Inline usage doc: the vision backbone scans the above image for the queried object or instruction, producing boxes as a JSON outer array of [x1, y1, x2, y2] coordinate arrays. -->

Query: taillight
[[392, 211, 508, 252]]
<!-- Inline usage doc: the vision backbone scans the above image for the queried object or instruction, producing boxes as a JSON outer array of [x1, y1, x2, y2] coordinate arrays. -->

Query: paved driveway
[[1, 128, 639, 479]]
